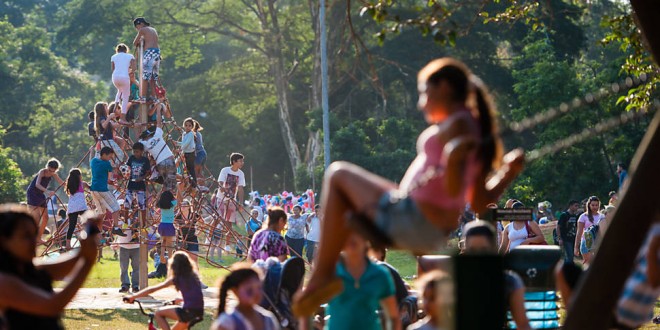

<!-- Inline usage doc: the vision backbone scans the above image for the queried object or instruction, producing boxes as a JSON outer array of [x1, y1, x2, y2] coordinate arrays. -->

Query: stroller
[[259, 257, 305, 329]]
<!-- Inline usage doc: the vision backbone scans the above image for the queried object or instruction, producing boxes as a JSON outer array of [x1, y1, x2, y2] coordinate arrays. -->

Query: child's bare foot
[[292, 276, 343, 317]]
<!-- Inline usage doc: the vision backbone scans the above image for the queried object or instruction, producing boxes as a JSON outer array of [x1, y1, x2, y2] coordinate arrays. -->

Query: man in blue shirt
[[91, 146, 124, 236]]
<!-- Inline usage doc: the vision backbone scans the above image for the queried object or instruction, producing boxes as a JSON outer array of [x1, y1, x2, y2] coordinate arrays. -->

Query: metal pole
[[138, 37, 148, 290], [320, 0, 331, 168]]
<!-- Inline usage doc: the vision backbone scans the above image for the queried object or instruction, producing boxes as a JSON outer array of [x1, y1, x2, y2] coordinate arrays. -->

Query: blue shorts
[[143, 48, 161, 81], [375, 191, 446, 254], [194, 150, 207, 166], [158, 223, 176, 237]]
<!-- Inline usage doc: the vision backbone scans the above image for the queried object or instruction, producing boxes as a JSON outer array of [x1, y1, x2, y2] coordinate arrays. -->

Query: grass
[[54, 247, 232, 289]]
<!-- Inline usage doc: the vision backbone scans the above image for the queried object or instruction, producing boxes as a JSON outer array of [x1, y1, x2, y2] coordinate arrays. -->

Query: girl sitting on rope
[[293, 58, 525, 316]]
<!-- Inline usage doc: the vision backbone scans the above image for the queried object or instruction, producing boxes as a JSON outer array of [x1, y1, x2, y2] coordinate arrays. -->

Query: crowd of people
[[2, 23, 658, 330]]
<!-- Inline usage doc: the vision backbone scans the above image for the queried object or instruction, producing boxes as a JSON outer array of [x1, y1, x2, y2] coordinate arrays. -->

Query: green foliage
[[0, 0, 652, 204], [0, 146, 27, 203]]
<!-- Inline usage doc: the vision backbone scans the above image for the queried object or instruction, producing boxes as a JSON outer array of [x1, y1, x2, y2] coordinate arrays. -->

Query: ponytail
[[267, 207, 287, 229], [215, 264, 260, 317], [472, 77, 502, 173]]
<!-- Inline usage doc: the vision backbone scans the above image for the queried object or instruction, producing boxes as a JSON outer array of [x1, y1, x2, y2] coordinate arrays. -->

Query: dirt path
[[64, 287, 219, 309]]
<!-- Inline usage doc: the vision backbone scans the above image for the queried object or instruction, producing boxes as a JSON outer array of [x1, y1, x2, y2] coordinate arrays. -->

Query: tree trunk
[[264, 0, 302, 182]]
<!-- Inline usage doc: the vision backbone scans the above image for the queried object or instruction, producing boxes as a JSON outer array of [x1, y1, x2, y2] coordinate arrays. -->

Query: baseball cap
[[133, 17, 150, 27]]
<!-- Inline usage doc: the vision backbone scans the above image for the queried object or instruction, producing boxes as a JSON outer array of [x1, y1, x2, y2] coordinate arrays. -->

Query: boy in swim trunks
[[133, 17, 160, 101]]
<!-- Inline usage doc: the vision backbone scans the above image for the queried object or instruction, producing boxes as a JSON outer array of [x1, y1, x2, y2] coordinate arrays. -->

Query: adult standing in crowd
[[499, 202, 545, 253], [556, 200, 580, 262], [248, 207, 288, 262], [574, 196, 604, 265], [285, 205, 307, 258], [617, 162, 628, 191], [305, 204, 322, 264]]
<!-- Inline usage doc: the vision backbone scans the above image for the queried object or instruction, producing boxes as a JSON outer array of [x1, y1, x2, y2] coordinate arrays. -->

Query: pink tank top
[[400, 109, 481, 210]]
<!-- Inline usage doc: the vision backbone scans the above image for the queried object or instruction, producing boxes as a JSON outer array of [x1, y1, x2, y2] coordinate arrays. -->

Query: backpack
[[583, 224, 600, 251]]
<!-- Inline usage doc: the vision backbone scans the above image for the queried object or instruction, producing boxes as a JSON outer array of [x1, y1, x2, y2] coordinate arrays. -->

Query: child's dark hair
[[168, 251, 199, 291], [94, 102, 108, 138], [267, 207, 287, 229], [100, 146, 114, 156], [463, 220, 497, 248], [108, 102, 120, 115], [132, 142, 145, 151], [158, 191, 175, 209], [58, 208, 67, 219], [116, 43, 129, 53], [216, 263, 261, 317], [229, 153, 244, 165], [46, 158, 61, 170], [418, 58, 502, 173], [66, 168, 82, 196], [88, 111, 95, 121], [0, 204, 38, 275]]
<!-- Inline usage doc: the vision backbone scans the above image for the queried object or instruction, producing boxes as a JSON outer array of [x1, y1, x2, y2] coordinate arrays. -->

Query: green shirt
[[325, 258, 395, 330]]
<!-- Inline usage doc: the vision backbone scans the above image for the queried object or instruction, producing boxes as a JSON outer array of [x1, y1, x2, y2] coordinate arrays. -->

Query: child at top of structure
[[211, 264, 279, 330], [150, 190, 177, 279], [90, 147, 125, 238], [123, 142, 150, 223], [138, 108, 176, 192], [192, 119, 207, 188], [64, 168, 90, 251], [26, 158, 65, 245], [110, 43, 136, 125], [126, 251, 204, 329], [132, 17, 160, 101], [177, 118, 197, 188], [292, 57, 525, 317]]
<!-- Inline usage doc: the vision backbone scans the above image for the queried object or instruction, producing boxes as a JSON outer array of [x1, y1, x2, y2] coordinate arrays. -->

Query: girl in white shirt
[[574, 196, 604, 265], [110, 43, 135, 123]]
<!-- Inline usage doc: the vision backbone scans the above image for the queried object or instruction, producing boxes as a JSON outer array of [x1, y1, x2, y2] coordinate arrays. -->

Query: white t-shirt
[[217, 167, 246, 199], [211, 305, 280, 330], [116, 219, 139, 249], [505, 223, 529, 251], [306, 214, 321, 242], [140, 127, 174, 165], [578, 212, 604, 228], [111, 52, 135, 78]]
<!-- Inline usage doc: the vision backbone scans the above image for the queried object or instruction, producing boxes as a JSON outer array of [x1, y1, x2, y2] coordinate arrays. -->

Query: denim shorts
[[375, 191, 446, 254], [194, 150, 207, 166]]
